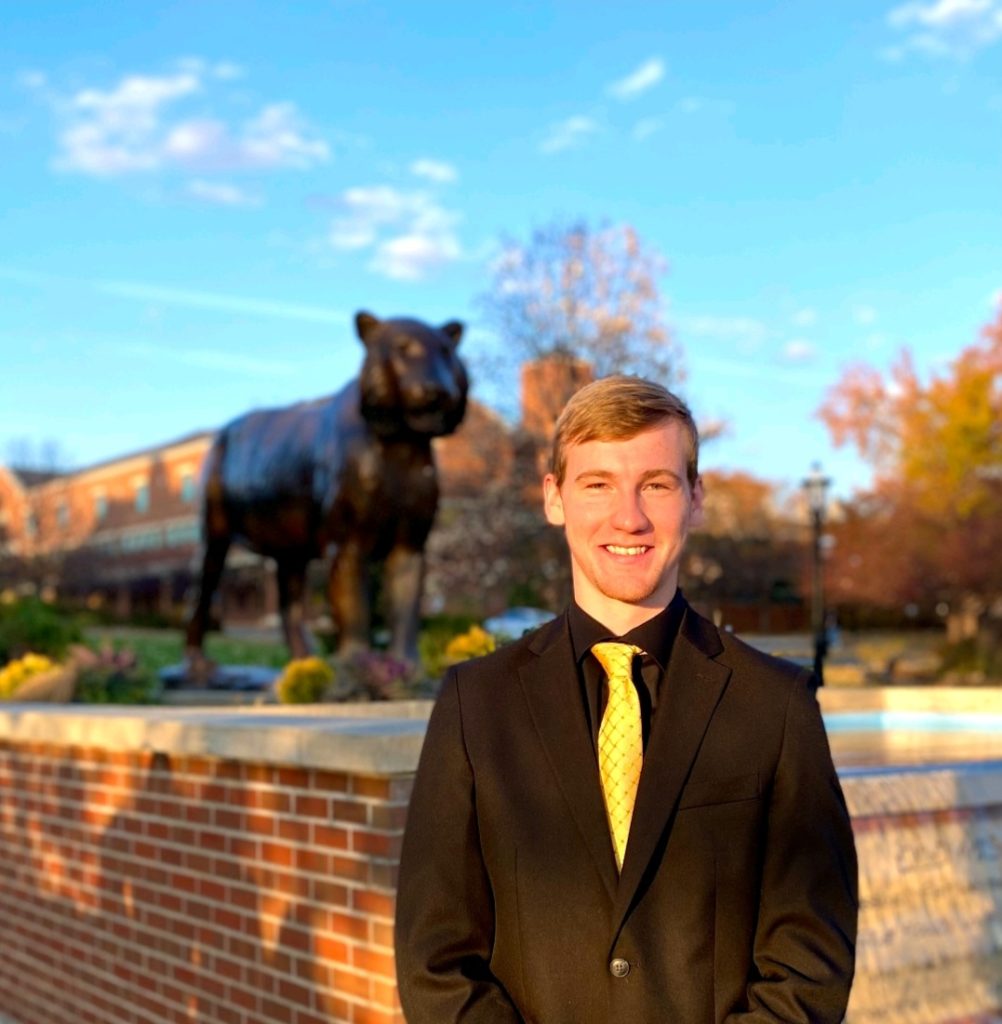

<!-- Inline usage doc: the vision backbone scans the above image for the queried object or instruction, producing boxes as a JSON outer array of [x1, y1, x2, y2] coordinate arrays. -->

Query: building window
[[57, 502, 69, 530], [94, 493, 107, 520], [181, 472, 196, 504], [135, 482, 149, 514]]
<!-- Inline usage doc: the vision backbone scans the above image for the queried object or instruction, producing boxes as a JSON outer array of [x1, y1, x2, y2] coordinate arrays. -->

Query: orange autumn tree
[[819, 310, 1002, 643]]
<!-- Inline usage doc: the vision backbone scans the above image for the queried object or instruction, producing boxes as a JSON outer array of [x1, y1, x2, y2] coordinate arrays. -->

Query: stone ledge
[[840, 760, 1002, 817], [0, 701, 434, 775], [819, 687, 1002, 715]]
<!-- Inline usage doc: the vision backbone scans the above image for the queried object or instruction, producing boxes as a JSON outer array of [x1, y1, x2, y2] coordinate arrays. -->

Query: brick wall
[[2, 698, 1002, 1024], [0, 739, 412, 1024], [840, 766, 1002, 1024]]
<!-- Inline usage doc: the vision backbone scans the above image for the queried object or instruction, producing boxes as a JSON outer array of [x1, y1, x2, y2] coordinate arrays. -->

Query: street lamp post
[[802, 462, 831, 688]]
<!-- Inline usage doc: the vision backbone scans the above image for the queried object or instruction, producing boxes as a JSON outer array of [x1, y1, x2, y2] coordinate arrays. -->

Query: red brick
[[352, 946, 396, 978], [351, 830, 399, 858], [331, 798, 369, 824], [313, 770, 350, 792], [353, 889, 395, 919], [294, 795, 329, 818], [351, 1005, 403, 1024], [278, 977, 314, 1007], [277, 817, 310, 842], [313, 824, 349, 850], [295, 848, 330, 875], [330, 967, 371, 1000], [351, 776, 391, 800], [214, 807, 244, 831], [310, 879, 349, 907], [247, 789, 290, 813], [327, 911, 370, 941], [331, 855, 369, 884], [277, 766, 310, 788], [261, 841, 294, 867]]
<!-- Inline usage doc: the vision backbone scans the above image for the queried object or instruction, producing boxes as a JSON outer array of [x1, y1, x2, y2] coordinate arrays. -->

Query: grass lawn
[[84, 627, 289, 678]]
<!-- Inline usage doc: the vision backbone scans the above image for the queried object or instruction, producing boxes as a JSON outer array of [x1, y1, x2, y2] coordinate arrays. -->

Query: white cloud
[[853, 305, 878, 325], [792, 307, 818, 327], [540, 115, 599, 154], [633, 117, 663, 141], [241, 102, 329, 168], [163, 118, 227, 163], [410, 158, 458, 183], [116, 340, 296, 377], [885, 0, 1002, 58], [371, 233, 461, 281], [95, 279, 345, 323], [680, 314, 770, 352], [186, 179, 261, 207], [212, 62, 244, 81], [17, 70, 47, 90], [607, 58, 666, 100], [783, 338, 817, 361], [676, 96, 705, 115], [329, 185, 463, 280], [47, 63, 328, 178]]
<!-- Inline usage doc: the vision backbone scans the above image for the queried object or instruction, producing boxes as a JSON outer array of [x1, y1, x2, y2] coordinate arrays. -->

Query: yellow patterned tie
[[592, 642, 645, 871]]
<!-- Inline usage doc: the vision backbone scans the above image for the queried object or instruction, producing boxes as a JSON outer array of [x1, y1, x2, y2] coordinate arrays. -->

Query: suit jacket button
[[609, 957, 630, 978]]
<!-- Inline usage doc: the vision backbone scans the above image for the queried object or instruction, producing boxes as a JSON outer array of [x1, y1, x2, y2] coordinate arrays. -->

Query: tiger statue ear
[[355, 311, 381, 344]]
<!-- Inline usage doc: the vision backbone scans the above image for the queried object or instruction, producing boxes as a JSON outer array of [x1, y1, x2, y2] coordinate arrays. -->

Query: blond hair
[[550, 375, 699, 486]]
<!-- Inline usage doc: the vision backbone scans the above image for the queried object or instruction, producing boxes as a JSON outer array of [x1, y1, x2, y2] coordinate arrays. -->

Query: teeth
[[606, 545, 647, 556]]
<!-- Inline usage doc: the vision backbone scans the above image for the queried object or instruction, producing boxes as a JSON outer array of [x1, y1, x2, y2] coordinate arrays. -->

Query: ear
[[542, 473, 565, 526], [355, 311, 380, 344], [689, 475, 705, 528], [440, 320, 463, 349]]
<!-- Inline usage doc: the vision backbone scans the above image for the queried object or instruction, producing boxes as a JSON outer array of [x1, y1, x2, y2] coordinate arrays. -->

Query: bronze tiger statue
[[185, 311, 467, 674]]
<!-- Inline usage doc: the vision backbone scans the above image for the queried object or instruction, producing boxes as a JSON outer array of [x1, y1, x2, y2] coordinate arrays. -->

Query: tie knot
[[591, 642, 644, 681]]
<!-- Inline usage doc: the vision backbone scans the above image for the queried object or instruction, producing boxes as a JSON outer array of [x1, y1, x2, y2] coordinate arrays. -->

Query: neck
[[574, 588, 678, 637]]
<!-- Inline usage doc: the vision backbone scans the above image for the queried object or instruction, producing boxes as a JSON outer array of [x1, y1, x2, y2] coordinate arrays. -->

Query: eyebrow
[[573, 468, 683, 484]]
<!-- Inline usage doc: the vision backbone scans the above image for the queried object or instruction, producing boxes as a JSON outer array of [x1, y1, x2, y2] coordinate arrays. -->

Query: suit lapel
[[613, 606, 731, 929], [519, 615, 619, 902]]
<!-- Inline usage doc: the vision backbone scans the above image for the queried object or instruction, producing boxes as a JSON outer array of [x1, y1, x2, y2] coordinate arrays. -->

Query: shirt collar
[[568, 589, 686, 670]]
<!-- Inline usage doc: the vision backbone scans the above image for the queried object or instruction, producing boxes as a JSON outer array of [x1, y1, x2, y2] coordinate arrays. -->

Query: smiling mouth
[[604, 544, 650, 556]]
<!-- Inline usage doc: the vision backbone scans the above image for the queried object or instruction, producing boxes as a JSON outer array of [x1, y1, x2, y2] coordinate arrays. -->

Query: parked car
[[483, 606, 556, 640]]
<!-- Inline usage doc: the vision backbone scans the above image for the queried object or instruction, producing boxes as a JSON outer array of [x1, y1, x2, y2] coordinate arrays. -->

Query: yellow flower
[[0, 653, 56, 699], [444, 625, 497, 664], [276, 656, 335, 704]]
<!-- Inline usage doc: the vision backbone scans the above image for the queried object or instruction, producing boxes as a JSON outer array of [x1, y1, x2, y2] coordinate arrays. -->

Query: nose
[[611, 488, 651, 533]]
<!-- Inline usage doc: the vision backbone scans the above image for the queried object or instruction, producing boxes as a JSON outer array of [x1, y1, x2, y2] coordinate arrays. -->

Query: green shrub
[[939, 636, 1002, 682], [0, 598, 82, 662], [418, 614, 479, 679], [73, 647, 161, 704]]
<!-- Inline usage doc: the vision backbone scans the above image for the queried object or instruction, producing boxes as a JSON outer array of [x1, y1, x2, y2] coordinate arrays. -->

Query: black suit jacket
[[395, 602, 858, 1023]]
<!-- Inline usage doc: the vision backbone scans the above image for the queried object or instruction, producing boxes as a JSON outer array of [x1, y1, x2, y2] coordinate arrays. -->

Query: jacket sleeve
[[726, 676, 859, 1024], [394, 669, 525, 1024]]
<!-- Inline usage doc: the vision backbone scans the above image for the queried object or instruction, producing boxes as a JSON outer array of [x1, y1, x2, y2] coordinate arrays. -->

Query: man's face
[[543, 420, 703, 631]]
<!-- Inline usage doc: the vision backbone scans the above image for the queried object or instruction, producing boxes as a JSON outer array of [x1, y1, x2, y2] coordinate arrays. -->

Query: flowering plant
[[444, 625, 497, 665], [0, 653, 56, 699], [275, 656, 335, 704]]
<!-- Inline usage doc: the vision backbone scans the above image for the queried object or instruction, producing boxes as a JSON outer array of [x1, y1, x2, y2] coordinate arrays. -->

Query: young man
[[395, 376, 858, 1024]]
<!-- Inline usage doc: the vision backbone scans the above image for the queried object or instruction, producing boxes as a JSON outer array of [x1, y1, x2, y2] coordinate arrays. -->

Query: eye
[[395, 338, 425, 359]]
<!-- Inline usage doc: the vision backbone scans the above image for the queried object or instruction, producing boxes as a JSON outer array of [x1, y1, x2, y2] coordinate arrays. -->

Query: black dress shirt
[[567, 589, 686, 751]]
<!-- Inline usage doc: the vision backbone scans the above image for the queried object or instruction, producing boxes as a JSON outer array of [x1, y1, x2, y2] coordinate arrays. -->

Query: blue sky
[[1, 0, 999, 500]]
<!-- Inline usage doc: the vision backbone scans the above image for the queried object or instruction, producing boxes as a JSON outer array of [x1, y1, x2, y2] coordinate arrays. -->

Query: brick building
[[0, 360, 571, 624]]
